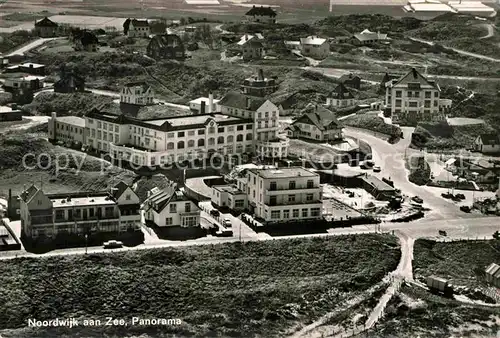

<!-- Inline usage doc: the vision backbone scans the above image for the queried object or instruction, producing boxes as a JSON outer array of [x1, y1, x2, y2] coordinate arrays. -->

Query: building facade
[[127, 19, 150, 38], [189, 93, 220, 114], [120, 82, 154, 106], [299, 36, 330, 59], [352, 29, 388, 45], [48, 112, 86, 145], [245, 6, 277, 23], [327, 83, 355, 108], [34, 17, 59, 37], [211, 185, 248, 212], [147, 34, 185, 60], [236, 35, 264, 61], [385, 68, 450, 124], [286, 105, 343, 142], [218, 91, 289, 158], [84, 109, 255, 166], [143, 183, 200, 228], [19, 182, 141, 240], [3, 74, 45, 92], [240, 69, 278, 97], [474, 134, 500, 154], [246, 167, 323, 223]]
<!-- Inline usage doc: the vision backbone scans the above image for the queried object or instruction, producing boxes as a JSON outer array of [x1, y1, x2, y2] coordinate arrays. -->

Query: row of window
[[168, 202, 191, 214], [394, 90, 439, 98], [56, 124, 83, 134], [268, 180, 315, 190], [270, 207, 321, 219], [269, 193, 316, 205]]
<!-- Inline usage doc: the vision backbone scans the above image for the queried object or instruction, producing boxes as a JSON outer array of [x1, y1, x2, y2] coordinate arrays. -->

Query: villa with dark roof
[[124, 18, 150, 38], [142, 183, 200, 228], [240, 69, 278, 97], [384, 67, 451, 124], [245, 5, 277, 24], [327, 83, 355, 108], [339, 73, 361, 90], [286, 105, 343, 142], [474, 134, 500, 154], [34, 17, 59, 37], [54, 72, 85, 93], [147, 34, 185, 60], [73, 30, 99, 52]]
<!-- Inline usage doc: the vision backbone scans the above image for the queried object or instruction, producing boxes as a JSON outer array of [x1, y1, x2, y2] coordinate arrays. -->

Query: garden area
[[0, 234, 401, 337]]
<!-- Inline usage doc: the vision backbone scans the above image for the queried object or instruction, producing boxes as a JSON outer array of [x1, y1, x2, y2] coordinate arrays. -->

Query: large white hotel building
[[48, 91, 289, 166]]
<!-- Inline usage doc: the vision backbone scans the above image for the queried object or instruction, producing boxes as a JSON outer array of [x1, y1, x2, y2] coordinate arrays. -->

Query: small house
[[146, 34, 185, 60], [339, 73, 361, 90], [327, 83, 355, 108], [34, 17, 59, 38], [474, 134, 500, 154], [299, 36, 329, 60], [54, 72, 85, 93], [236, 34, 264, 61], [74, 30, 99, 52], [286, 105, 343, 142], [245, 5, 277, 24], [486, 263, 500, 288], [124, 18, 151, 38], [351, 29, 389, 46]]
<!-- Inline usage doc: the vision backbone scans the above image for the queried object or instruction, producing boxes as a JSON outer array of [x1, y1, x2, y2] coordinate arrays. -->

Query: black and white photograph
[[0, 0, 500, 337]]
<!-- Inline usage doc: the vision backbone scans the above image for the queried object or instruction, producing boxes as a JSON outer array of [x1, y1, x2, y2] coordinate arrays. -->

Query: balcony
[[266, 187, 319, 195], [258, 138, 289, 148], [266, 200, 323, 207]]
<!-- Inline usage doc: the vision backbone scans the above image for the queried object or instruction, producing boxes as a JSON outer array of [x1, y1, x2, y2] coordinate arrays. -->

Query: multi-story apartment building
[[85, 109, 255, 166], [385, 67, 451, 124], [240, 69, 278, 97], [247, 167, 323, 223], [120, 82, 154, 106], [218, 91, 289, 158], [19, 182, 141, 240], [48, 112, 86, 144]]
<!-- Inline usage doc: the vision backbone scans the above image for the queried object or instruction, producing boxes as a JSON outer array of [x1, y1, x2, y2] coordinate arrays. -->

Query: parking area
[[199, 201, 260, 240]]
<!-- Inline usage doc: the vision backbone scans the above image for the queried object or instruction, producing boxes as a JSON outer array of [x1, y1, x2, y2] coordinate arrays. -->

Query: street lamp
[[85, 233, 88, 254]]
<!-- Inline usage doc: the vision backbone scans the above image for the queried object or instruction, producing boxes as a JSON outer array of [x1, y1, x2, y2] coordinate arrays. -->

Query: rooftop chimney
[[246, 97, 251, 109], [257, 68, 264, 81], [208, 92, 214, 114], [200, 101, 206, 114]]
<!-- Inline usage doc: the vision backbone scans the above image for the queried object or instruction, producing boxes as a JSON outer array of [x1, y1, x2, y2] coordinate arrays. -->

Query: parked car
[[210, 209, 220, 217], [223, 218, 232, 228], [438, 230, 447, 236], [441, 192, 453, 199], [373, 165, 381, 172], [460, 205, 471, 213], [360, 161, 371, 169], [456, 193, 466, 200], [411, 196, 423, 204], [451, 195, 462, 202], [216, 227, 233, 237], [103, 240, 123, 249]]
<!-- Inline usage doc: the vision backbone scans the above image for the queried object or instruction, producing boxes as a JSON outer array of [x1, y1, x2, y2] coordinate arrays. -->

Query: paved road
[[409, 36, 500, 63], [344, 126, 478, 221], [6, 37, 57, 56], [479, 23, 495, 39]]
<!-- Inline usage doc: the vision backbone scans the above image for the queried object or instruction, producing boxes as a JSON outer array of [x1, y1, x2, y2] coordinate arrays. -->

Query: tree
[[123, 18, 131, 35]]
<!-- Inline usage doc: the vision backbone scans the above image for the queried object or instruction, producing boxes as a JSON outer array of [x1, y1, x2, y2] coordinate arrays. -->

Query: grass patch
[[342, 113, 401, 137], [23, 92, 115, 116], [406, 155, 431, 186], [0, 234, 400, 337]]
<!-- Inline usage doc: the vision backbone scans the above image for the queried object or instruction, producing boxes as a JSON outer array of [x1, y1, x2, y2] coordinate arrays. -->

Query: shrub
[[407, 155, 431, 186]]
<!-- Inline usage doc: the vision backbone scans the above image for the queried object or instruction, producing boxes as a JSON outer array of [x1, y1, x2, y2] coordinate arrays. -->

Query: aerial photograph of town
[[1, 0, 500, 336]]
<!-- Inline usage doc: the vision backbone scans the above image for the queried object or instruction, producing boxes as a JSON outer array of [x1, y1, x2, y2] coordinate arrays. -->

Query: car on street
[[438, 230, 447, 236], [460, 205, 471, 213], [103, 240, 123, 249], [223, 218, 232, 228], [441, 192, 453, 199], [411, 196, 423, 204], [210, 209, 220, 217], [455, 193, 466, 200], [373, 165, 381, 172]]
